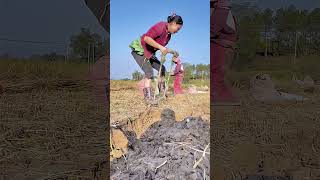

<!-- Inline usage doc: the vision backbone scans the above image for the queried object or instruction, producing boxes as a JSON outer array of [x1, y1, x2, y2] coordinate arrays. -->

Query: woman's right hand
[[159, 46, 169, 55]]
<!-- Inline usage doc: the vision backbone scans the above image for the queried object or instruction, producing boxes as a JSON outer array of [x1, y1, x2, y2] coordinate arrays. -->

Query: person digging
[[130, 13, 183, 105]]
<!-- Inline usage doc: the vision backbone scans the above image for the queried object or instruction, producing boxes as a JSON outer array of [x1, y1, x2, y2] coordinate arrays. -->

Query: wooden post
[[294, 31, 299, 65], [65, 43, 69, 62], [92, 43, 95, 63], [265, 25, 268, 57], [87, 43, 90, 64]]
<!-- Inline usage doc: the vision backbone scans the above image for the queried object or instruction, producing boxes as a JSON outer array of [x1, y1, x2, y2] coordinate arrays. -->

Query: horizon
[[0, 0, 106, 58]]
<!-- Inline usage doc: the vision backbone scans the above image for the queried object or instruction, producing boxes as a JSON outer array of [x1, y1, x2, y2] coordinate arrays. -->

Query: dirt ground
[[110, 80, 210, 179], [111, 109, 210, 180], [211, 87, 320, 179]]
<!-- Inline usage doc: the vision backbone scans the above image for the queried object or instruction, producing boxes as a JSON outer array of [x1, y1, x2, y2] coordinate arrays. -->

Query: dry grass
[[0, 60, 108, 179], [212, 91, 320, 178], [212, 55, 320, 179], [227, 55, 320, 90], [110, 80, 210, 125]]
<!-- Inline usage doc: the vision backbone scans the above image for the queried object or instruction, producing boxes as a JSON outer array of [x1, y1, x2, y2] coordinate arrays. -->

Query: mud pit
[[111, 108, 210, 180]]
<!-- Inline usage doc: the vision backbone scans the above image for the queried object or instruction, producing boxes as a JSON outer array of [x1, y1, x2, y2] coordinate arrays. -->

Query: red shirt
[[211, 8, 237, 42], [141, 22, 171, 59]]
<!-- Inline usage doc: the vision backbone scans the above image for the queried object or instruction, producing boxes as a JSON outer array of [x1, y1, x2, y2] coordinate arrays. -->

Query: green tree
[[69, 28, 104, 61], [262, 8, 273, 57], [307, 8, 320, 55], [181, 62, 194, 83], [235, 14, 262, 69], [195, 64, 208, 80], [232, 2, 320, 58], [132, 70, 143, 81]]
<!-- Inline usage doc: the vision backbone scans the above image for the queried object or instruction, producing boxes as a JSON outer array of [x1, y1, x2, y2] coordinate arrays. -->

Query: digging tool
[[164, 60, 175, 98], [153, 50, 179, 102]]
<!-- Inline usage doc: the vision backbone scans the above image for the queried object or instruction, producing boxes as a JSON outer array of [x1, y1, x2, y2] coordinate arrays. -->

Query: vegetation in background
[[232, 4, 320, 70], [70, 28, 106, 60], [0, 28, 106, 63], [131, 63, 210, 85]]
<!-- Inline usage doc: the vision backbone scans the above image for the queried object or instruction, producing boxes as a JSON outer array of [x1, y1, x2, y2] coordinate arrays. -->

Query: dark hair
[[210, 0, 217, 8], [167, 14, 183, 25]]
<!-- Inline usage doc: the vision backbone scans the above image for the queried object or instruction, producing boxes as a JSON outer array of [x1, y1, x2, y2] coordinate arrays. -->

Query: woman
[[130, 13, 183, 104]]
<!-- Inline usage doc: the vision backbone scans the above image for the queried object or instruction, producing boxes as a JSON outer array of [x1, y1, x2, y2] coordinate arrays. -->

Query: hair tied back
[[167, 11, 183, 25], [170, 12, 176, 18]]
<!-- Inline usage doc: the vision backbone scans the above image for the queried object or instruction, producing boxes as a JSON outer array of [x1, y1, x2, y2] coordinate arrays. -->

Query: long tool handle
[[154, 55, 166, 100], [163, 60, 174, 99], [154, 50, 179, 100]]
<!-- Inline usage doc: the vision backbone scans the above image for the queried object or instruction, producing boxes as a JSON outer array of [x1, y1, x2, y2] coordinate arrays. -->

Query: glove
[[173, 56, 182, 65], [167, 49, 179, 57]]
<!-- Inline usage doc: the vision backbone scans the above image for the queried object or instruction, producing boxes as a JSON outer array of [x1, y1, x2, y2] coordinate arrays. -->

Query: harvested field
[[0, 60, 108, 179], [211, 56, 320, 179], [212, 89, 320, 179], [110, 80, 210, 179]]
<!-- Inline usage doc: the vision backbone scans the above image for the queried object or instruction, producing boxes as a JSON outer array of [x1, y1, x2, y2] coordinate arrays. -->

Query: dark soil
[[111, 108, 210, 180]]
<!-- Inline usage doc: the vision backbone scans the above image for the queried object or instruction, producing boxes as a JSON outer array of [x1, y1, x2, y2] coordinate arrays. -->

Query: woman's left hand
[[172, 57, 178, 63]]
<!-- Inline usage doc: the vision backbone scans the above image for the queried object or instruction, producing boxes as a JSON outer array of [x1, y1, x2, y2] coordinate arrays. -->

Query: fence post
[[87, 43, 90, 64]]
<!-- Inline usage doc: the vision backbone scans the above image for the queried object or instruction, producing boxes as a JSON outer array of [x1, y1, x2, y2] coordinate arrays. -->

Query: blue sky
[[110, 0, 210, 79], [0, 0, 105, 57]]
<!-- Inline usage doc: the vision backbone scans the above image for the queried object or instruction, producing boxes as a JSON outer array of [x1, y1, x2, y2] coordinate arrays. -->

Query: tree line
[[0, 28, 106, 62], [232, 4, 320, 64], [132, 63, 210, 83]]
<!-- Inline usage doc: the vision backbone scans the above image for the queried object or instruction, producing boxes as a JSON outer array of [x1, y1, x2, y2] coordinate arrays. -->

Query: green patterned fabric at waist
[[129, 38, 144, 56]]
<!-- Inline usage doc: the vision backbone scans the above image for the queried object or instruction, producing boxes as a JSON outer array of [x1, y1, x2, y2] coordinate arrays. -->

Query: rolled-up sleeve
[[145, 22, 164, 39]]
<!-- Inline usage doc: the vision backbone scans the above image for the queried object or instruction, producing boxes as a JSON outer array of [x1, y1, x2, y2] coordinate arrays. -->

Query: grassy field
[[183, 79, 209, 89], [0, 59, 108, 179], [212, 55, 320, 179]]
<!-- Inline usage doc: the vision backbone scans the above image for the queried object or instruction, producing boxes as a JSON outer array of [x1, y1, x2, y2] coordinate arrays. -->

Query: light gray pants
[[131, 51, 166, 79]]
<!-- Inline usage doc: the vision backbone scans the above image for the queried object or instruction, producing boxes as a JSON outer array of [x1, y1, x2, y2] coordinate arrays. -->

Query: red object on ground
[[211, 43, 236, 102], [173, 57, 184, 95], [174, 74, 184, 95], [211, 1, 238, 102]]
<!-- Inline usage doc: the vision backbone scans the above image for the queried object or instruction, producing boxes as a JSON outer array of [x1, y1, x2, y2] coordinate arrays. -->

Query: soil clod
[[111, 108, 210, 180]]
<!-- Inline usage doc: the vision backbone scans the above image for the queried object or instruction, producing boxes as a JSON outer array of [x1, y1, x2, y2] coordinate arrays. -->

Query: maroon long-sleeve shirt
[[141, 22, 171, 59], [211, 0, 237, 48]]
